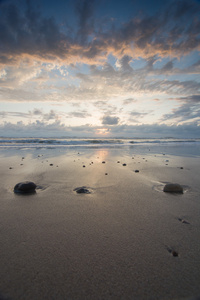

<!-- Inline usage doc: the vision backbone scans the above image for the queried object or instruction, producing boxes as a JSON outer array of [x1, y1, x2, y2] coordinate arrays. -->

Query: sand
[[0, 146, 200, 300]]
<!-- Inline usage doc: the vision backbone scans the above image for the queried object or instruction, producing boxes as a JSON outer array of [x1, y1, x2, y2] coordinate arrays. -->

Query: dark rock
[[74, 187, 91, 194], [178, 218, 190, 224], [49, 163, 53, 166], [163, 183, 183, 194], [9, 167, 13, 169], [105, 173, 108, 175], [14, 181, 37, 194], [102, 161, 106, 164], [172, 250, 179, 257], [122, 163, 126, 166], [135, 170, 139, 173], [117, 161, 120, 163], [83, 165, 86, 168]]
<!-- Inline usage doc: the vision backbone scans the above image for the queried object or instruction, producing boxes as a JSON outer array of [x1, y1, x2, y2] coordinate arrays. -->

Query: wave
[[0, 137, 199, 148]]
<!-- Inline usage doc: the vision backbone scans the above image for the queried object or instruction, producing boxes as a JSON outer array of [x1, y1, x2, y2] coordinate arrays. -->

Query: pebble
[[102, 161, 106, 164], [49, 164, 53, 166], [163, 183, 183, 194], [83, 165, 86, 168], [135, 170, 139, 173], [14, 181, 37, 194], [105, 173, 108, 175], [74, 187, 91, 194], [172, 250, 179, 257], [122, 163, 126, 166]]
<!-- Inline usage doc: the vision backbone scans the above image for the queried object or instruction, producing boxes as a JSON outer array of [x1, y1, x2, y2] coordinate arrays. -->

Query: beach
[[0, 142, 200, 300]]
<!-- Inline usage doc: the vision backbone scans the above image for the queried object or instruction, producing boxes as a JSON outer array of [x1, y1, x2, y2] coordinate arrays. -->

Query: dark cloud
[[0, 120, 199, 138], [76, 0, 95, 44], [161, 95, 200, 123], [0, 0, 199, 64], [102, 115, 120, 125]]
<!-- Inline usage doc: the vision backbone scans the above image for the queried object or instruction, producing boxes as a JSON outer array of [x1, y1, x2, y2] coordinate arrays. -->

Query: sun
[[96, 127, 109, 135]]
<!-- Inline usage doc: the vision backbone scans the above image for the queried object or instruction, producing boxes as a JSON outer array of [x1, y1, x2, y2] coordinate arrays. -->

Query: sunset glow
[[0, 0, 199, 138]]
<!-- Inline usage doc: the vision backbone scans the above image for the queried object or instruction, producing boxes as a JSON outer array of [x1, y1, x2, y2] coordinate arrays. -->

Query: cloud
[[0, 120, 199, 138], [102, 115, 120, 125], [161, 95, 200, 123], [0, 0, 199, 66]]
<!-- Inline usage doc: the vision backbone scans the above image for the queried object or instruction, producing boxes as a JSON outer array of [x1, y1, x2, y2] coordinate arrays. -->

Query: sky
[[0, 0, 199, 138]]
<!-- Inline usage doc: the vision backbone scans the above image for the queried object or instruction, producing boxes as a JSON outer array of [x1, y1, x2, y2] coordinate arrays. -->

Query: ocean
[[0, 137, 199, 157]]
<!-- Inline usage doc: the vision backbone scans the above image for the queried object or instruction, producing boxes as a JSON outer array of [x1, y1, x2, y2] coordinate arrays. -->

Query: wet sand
[[0, 147, 200, 300]]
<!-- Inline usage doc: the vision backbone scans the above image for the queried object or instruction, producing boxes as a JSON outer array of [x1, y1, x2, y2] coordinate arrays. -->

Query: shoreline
[[0, 146, 200, 299]]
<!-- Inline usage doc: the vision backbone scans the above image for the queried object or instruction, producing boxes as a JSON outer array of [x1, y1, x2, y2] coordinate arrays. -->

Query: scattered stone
[[172, 250, 179, 257], [74, 187, 91, 194], [20, 164, 23, 166], [166, 246, 179, 257], [102, 161, 106, 164], [135, 170, 139, 173], [122, 163, 127, 166], [117, 161, 120, 163], [180, 167, 184, 169], [9, 167, 13, 169], [178, 218, 190, 224], [14, 181, 37, 194], [105, 173, 108, 175], [83, 165, 86, 168], [49, 164, 53, 166], [163, 183, 183, 194], [22, 157, 25, 160], [166, 160, 169, 162]]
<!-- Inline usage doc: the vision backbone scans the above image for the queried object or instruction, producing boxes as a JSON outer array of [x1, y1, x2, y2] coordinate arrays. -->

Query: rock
[[74, 187, 91, 194], [122, 163, 126, 166], [172, 250, 179, 257], [83, 165, 85, 168], [14, 181, 37, 194], [102, 161, 106, 164], [49, 163, 53, 166], [117, 161, 120, 163], [163, 183, 183, 194], [135, 170, 139, 173], [105, 173, 108, 175]]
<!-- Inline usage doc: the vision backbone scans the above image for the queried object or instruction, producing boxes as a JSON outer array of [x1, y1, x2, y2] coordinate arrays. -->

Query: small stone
[[178, 218, 190, 224], [172, 250, 178, 257], [83, 165, 85, 168], [74, 187, 91, 194], [14, 181, 37, 194], [102, 161, 106, 164], [180, 167, 184, 169], [117, 161, 120, 163], [9, 167, 13, 169], [105, 173, 108, 175], [122, 163, 126, 166], [163, 183, 183, 194], [49, 163, 53, 166], [135, 170, 139, 173]]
